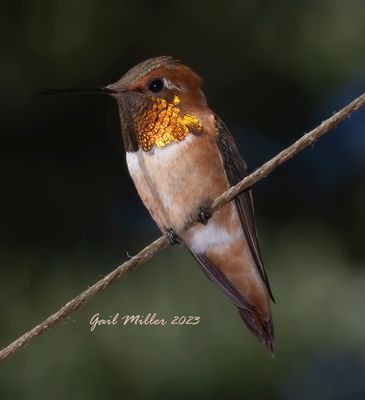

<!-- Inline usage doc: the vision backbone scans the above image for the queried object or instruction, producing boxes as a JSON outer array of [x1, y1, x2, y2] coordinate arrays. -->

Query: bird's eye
[[148, 78, 164, 93]]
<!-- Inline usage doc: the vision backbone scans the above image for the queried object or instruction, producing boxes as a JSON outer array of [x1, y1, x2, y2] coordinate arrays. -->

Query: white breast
[[126, 136, 193, 175], [125, 137, 200, 232]]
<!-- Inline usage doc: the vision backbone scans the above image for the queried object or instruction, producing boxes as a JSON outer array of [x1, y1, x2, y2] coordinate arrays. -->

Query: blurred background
[[1, 0, 365, 398]]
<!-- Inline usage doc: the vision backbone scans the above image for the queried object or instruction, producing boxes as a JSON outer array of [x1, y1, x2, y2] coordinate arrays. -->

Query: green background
[[1, 0, 365, 399]]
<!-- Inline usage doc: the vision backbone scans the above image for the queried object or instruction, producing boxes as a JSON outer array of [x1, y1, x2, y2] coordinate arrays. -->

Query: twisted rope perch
[[1, 92, 364, 363]]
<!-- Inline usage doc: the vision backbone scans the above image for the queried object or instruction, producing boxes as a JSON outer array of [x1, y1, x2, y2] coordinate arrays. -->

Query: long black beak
[[38, 87, 126, 96]]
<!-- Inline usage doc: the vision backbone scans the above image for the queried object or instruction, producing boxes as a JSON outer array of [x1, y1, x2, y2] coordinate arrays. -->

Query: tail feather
[[188, 250, 275, 354], [238, 308, 274, 355]]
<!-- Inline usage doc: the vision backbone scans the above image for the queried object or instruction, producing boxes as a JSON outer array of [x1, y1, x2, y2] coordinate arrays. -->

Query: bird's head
[[106, 56, 213, 151]]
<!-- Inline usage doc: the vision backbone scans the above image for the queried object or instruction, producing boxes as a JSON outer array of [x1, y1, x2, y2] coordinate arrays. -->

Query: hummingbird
[[42, 56, 275, 353]]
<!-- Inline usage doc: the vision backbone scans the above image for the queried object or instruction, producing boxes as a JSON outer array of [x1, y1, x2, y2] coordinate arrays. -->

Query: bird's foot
[[197, 206, 212, 225], [166, 228, 182, 245]]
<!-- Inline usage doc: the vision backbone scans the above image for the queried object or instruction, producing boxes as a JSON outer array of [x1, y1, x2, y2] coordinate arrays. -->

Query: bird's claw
[[198, 207, 212, 225], [166, 228, 181, 245]]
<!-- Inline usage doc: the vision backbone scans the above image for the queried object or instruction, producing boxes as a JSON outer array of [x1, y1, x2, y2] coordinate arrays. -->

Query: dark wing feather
[[190, 252, 255, 313], [214, 115, 275, 302], [190, 241, 275, 353]]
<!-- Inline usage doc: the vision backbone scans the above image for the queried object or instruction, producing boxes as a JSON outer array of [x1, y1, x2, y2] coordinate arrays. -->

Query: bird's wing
[[190, 252, 255, 313], [214, 115, 274, 301]]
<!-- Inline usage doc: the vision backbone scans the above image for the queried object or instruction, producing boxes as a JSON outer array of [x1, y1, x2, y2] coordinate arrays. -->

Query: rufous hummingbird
[[42, 56, 275, 353]]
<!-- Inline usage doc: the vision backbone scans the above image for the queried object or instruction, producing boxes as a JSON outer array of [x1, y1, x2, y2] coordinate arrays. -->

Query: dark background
[[1, 1, 365, 399]]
